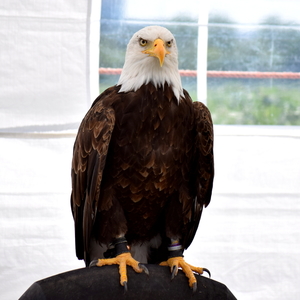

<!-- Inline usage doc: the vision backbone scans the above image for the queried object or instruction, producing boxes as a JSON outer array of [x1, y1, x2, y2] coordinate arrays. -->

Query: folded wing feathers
[[193, 101, 214, 208]]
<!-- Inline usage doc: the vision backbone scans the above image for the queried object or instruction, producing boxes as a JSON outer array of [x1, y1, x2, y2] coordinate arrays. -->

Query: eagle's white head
[[117, 26, 184, 102]]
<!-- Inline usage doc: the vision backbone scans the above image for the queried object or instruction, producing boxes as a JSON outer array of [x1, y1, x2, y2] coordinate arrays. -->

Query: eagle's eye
[[139, 39, 148, 47], [166, 40, 173, 47]]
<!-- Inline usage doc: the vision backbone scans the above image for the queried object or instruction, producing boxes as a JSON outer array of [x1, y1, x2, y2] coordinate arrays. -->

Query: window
[[207, 1, 300, 125], [99, 0, 206, 104], [99, 0, 300, 125]]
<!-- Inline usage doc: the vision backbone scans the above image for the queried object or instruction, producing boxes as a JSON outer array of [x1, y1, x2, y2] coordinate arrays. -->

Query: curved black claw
[[138, 263, 149, 275], [203, 268, 211, 278], [89, 260, 98, 267], [171, 265, 178, 280], [192, 282, 197, 293], [123, 281, 128, 293]]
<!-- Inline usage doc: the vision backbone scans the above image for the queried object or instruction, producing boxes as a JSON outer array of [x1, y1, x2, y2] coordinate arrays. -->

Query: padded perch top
[[20, 264, 236, 300]]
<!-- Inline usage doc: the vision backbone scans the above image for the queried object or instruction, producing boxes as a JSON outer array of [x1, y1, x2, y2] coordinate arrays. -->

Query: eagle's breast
[[102, 84, 194, 205]]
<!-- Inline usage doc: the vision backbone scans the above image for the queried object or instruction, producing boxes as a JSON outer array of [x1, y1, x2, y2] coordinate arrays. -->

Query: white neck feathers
[[117, 26, 184, 102]]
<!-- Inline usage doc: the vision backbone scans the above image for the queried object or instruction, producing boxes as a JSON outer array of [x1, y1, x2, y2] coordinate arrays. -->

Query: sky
[[124, 0, 300, 24], [209, 0, 300, 24]]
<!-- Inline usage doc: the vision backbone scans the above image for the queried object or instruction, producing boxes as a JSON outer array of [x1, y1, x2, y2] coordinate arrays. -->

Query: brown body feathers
[[71, 82, 214, 263]]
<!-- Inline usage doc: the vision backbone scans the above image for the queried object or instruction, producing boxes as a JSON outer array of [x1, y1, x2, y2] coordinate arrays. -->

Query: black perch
[[20, 265, 237, 300]]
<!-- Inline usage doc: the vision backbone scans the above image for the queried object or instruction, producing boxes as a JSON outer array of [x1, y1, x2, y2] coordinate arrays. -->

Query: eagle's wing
[[183, 100, 214, 249], [71, 88, 116, 261]]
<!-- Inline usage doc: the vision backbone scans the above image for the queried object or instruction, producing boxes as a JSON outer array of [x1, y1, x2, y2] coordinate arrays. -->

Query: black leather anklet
[[103, 237, 129, 258], [168, 240, 183, 258]]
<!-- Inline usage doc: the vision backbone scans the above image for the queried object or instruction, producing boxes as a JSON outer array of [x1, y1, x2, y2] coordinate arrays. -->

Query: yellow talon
[[97, 252, 146, 287], [160, 257, 209, 289]]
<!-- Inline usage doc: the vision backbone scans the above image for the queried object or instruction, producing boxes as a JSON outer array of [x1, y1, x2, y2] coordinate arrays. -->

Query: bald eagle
[[71, 26, 214, 291]]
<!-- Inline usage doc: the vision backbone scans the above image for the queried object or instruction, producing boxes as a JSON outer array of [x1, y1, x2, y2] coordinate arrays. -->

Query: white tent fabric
[[1, 1, 300, 300], [0, 1, 100, 299], [0, 0, 100, 130], [185, 126, 300, 300]]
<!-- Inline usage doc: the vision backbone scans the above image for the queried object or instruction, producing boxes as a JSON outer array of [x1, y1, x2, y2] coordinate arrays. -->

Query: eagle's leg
[[159, 239, 210, 291], [93, 237, 149, 289]]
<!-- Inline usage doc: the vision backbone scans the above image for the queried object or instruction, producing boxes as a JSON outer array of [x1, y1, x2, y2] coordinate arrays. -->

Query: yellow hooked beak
[[142, 38, 170, 67]]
